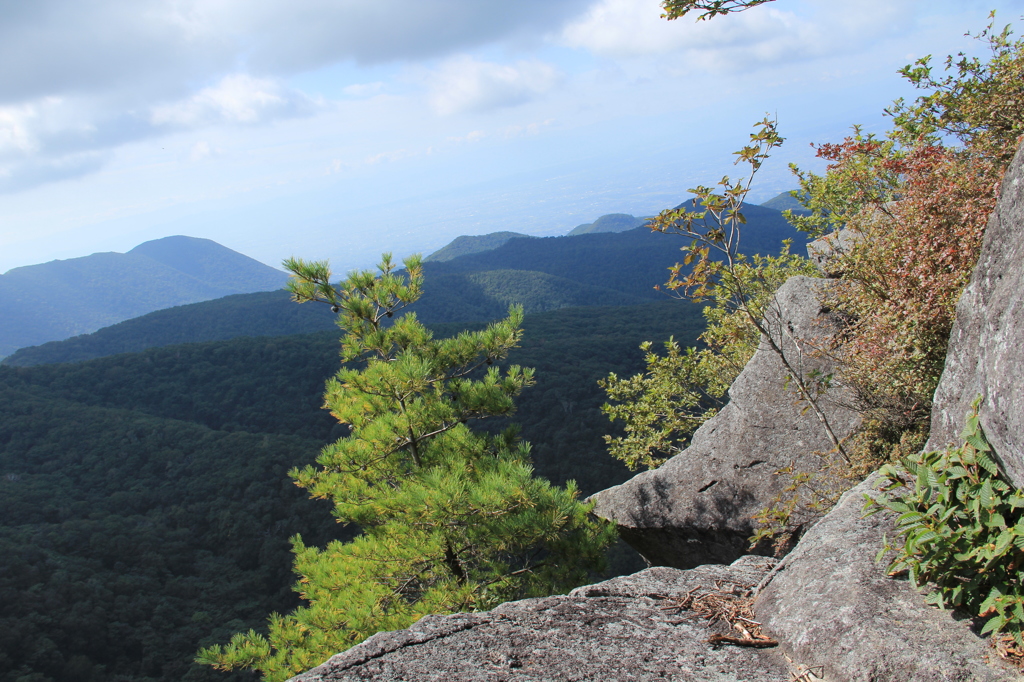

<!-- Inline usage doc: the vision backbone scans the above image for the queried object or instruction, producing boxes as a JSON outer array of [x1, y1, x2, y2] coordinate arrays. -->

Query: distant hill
[[568, 213, 647, 236], [425, 232, 533, 262], [2, 291, 336, 367], [0, 236, 289, 359], [4, 204, 806, 367], [761, 191, 810, 215], [432, 204, 805, 294]]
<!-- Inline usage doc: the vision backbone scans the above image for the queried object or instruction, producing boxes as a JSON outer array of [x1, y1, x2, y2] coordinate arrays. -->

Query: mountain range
[[3, 199, 806, 367]]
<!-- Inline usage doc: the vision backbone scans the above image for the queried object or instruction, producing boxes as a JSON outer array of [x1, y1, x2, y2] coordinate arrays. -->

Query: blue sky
[[0, 0, 1019, 275]]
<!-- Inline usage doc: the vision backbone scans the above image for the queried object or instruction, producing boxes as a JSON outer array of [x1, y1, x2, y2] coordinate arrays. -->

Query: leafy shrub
[[600, 244, 816, 471], [887, 15, 1024, 165], [799, 139, 1001, 472], [600, 116, 821, 472], [783, 15, 1021, 477], [869, 399, 1024, 645]]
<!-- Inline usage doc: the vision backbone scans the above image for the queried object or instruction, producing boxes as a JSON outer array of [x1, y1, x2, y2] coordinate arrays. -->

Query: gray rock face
[[754, 476, 1018, 682], [288, 556, 792, 682], [590, 275, 861, 568], [806, 227, 860, 277], [927, 142, 1024, 488]]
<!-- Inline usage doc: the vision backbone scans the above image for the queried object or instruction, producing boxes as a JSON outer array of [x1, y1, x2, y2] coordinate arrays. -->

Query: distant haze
[[0, 1, 1015, 275]]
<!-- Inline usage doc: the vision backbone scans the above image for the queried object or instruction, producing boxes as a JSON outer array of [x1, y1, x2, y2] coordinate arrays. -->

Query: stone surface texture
[[590, 275, 861, 568], [806, 227, 860, 277], [288, 556, 791, 682], [754, 475, 1019, 682], [927, 142, 1024, 488]]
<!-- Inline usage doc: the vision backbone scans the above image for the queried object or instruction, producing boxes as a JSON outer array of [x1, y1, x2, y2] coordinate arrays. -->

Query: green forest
[[0, 298, 704, 682]]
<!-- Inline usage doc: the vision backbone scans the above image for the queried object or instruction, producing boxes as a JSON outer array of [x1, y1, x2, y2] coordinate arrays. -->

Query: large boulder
[[288, 556, 792, 682], [590, 275, 861, 568], [754, 476, 1018, 682], [927, 142, 1024, 487]]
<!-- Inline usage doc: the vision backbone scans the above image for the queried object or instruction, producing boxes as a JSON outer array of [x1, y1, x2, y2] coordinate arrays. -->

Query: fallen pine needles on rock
[[658, 581, 779, 648]]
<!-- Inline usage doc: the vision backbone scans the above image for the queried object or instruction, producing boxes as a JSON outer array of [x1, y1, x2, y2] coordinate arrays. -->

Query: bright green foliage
[[886, 13, 1024, 164], [869, 399, 1024, 645], [661, 0, 775, 21], [600, 337, 721, 471], [600, 243, 816, 471], [645, 117, 849, 463], [197, 254, 614, 681]]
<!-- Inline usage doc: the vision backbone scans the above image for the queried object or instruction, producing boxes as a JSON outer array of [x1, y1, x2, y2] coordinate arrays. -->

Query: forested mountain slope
[[3, 291, 337, 367], [426, 205, 804, 299], [760, 190, 810, 215], [3, 270, 643, 367], [567, 213, 647, 235], [0, 298, 704, 682], [423, 231, 532, 261], [0, 236, 288, 359]]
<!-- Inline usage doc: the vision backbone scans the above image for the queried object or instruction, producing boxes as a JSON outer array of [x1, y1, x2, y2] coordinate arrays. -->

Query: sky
[[0, 0, 1020, 275]]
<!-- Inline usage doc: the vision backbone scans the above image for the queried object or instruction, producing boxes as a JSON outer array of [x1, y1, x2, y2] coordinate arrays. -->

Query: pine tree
[[197, 253, 614, 681]]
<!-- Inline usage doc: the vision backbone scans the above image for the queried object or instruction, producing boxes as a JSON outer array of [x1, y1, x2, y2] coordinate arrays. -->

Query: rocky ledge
[[755, 475, 1016, 682], [290, 556, 791, 682]]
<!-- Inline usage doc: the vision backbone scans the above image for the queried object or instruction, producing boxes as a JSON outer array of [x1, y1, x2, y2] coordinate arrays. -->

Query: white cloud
[[365, 148, 414, 165], [561, 0, 914, 70], [0, 97, 114, 161], [448, 130, 487, 143], [151, 74, 314, 127], [0, 103, 43, 156], [0, 0, 593, 105], [149, 73, 317, 126], [189, 140, 219, 161], [427, 56, 562, 116], [0, 0, 592, 191], [206, 0, 593, 70], [503, 119, 555, 138], [0, 94, 139, 182]]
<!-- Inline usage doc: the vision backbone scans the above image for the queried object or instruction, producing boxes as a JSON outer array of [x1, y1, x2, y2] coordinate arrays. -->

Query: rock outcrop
[[754, 476, 1018, 682], [288, 556, 792, 682], [590, 275, 861, 568], [927, 142, 1024, 488], [806, 227, 860, 277]]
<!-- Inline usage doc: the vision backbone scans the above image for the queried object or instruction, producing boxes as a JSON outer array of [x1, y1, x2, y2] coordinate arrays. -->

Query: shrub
[[869, 399, 1024, 645]]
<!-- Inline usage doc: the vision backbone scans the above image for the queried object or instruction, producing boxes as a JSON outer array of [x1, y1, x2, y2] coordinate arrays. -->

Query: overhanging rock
[[590, 275, 861, 568]]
